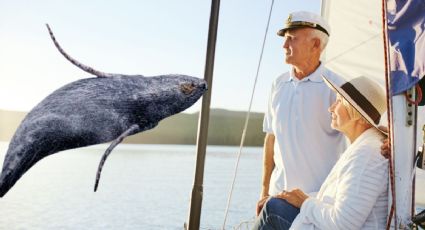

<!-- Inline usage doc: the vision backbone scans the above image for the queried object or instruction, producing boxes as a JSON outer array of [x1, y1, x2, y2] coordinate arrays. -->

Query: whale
[[0, 24, 207, 197]]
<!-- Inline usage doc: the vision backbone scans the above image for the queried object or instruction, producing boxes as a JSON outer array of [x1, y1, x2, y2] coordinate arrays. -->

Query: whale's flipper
[[46, 24, 121, 78], [94, 124, 140, 191]]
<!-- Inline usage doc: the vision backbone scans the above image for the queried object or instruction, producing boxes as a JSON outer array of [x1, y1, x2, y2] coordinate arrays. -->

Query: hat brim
[[322, 75, 388, 136], [277, 24, 329, 37], [277, 25, 315, 36]]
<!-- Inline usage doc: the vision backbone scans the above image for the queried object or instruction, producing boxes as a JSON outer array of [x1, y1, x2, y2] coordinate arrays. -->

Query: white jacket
[[290, 128, 388, 230]]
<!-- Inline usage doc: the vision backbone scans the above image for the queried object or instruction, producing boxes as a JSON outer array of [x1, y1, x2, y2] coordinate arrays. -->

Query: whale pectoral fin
[[94, 124, 140, 192]]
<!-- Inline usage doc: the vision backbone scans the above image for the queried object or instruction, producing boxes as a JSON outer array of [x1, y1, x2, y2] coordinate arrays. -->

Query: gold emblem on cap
[[286, 14, 292, 25]]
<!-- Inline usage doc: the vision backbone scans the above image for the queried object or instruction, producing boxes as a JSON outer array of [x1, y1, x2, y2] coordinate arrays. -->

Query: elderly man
[[257, 11, 347, 214]]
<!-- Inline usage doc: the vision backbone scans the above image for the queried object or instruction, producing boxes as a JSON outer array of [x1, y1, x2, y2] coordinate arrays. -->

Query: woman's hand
[[381, 138, 390, 159], [275, 189, 309, 208]]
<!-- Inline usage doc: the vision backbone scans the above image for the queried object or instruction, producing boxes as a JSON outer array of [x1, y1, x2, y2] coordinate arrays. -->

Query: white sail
[[321, 0, 385, 84], [321, 0, 419, 228]]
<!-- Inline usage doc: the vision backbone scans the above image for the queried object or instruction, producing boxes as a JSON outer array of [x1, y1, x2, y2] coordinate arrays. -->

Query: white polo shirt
[[263, 64, 346, 195]]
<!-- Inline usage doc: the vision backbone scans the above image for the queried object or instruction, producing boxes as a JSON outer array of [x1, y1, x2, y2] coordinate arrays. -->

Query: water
[[1, 142, 425, 229], [0, 142, 262, 230]]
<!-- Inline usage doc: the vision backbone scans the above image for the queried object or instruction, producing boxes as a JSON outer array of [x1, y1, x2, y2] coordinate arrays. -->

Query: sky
[[0, 0, 321, 113]]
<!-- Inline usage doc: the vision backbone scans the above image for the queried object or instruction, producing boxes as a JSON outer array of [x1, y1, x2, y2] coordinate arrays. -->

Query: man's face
[[282, 28, 315, 65]]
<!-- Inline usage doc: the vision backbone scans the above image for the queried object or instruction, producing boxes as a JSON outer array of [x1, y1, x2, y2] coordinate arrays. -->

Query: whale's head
[[146, 74, 207, 119]]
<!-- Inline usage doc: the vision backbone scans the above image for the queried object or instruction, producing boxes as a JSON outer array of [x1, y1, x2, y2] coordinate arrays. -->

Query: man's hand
[[275, 189, 309, 208], [256, 196, 269, 216]]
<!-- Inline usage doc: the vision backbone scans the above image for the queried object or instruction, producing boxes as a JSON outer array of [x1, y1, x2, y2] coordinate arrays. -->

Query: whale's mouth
[[199, 82, 207, 91], [180, 81, 207, 96]]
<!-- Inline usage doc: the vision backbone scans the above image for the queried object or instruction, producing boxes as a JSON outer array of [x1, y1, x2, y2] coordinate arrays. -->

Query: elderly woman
[[253, 76, 389, 229]]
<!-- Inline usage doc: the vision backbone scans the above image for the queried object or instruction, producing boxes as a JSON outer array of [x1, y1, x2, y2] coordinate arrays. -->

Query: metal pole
[[187, 0, 220, 229]]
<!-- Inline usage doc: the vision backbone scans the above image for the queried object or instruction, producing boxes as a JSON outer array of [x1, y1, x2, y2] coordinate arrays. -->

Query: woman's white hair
[[340, 95, 372, 127]]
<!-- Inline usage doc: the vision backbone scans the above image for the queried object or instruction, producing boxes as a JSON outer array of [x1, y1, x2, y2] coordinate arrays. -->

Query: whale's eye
[[180, 83, 195, 95]]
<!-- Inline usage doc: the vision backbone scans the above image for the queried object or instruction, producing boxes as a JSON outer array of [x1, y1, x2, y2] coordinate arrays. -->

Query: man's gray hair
[[309, 29, 329, 52]]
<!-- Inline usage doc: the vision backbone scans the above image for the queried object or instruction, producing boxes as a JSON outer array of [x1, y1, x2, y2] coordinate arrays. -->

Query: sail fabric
[[321, 0, 424, 228], [321, 0, 385, 85], [387, 0, 425, 95], [321, 0, 389, 128]]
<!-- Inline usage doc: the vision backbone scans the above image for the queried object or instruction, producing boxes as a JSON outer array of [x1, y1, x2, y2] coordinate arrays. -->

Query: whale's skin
[[0, 25, 207, 197]]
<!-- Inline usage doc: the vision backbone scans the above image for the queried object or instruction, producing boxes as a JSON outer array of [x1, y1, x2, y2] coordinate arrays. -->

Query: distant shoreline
[[0, 141, 263, 154], [0, 108, 266, 146]]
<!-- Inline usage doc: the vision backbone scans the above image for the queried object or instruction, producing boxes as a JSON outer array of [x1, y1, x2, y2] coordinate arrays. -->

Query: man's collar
[[286, 63, 324, 83]]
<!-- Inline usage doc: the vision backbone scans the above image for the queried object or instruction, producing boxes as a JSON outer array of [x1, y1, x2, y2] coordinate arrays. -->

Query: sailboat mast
[[186, 0, 220, 229]]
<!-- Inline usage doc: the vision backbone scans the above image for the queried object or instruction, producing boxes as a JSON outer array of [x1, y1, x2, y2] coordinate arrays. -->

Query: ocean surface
[[0, 142, 424, 230], [0, 142, 262, 230]]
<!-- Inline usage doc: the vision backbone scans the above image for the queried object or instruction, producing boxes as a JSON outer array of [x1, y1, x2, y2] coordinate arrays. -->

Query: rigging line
[[411, 96, 418, 220], [381, 0, 397, 228], [221, 0, 275, 229], [324, 33, 380, 65]]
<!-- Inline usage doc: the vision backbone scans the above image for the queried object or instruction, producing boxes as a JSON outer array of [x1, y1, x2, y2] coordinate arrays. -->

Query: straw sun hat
[[322, 75, 387, 134]]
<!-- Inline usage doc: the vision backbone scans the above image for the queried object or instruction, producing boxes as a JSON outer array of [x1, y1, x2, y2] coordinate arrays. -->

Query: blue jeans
[[252, 197, 300, 230]]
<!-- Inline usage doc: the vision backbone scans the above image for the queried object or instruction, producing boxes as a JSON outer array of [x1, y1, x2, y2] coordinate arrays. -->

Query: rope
[[405, 84, 423, 105], [324, 33, 380, 64], [221, 0, 275, 228], [381, 0, 397, 229]]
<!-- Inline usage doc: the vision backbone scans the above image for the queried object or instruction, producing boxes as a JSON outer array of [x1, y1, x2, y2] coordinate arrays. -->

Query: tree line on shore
[[0, 109, 265, 146]]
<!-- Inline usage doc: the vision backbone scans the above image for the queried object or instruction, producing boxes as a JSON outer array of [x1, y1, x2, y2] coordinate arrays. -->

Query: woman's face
[[328, 94, 352, 132]]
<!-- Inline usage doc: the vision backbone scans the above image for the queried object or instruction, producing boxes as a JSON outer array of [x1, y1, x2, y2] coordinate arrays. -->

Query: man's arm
[[256, 133, 275, 216], [261, 133, 275, 198]]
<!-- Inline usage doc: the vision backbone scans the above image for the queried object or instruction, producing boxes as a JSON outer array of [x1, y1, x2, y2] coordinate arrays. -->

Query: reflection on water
[[0, 142, 262, 229]]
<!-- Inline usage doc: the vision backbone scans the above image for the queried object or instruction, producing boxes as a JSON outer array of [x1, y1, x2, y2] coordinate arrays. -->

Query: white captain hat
[[277, 11, 330, 36]]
